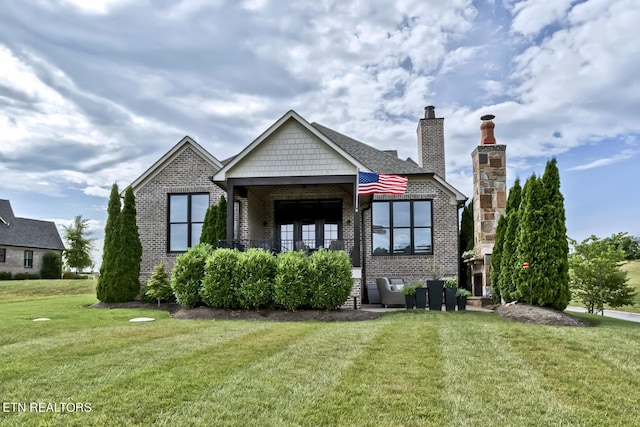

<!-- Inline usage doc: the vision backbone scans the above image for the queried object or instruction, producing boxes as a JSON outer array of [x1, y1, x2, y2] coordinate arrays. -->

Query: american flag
[[358, 172, 407, 195]]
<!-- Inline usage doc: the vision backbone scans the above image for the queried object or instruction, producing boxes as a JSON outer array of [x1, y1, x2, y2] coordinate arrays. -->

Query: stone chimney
[[417, 106, 446, 178], [469, 114, 506, 296]]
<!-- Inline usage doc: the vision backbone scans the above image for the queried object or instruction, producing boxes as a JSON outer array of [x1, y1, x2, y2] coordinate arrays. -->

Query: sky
[[1, 0, 638, 267]]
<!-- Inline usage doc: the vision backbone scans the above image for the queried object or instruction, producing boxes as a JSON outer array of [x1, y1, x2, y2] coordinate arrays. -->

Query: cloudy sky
[[1, 0, 638, 266]]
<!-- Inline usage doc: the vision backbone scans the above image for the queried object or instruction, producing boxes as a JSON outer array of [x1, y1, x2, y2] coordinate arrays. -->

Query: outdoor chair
[[376, 277, 406, 308]]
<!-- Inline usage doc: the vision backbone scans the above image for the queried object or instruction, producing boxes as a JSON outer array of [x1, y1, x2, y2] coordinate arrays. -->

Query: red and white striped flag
[[358, 172, 407, 195]]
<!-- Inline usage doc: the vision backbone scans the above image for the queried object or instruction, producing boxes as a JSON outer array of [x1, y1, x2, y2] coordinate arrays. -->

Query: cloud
[[509, 0, 574, 37], [568, 149, 637, 171]]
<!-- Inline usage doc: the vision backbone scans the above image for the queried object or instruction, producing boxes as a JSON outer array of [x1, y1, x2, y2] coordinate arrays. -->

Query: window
[[371, 200, 432, 255], [0, 248, 5, 263], [168, 193, 209, 252], [24, 250, 33, 268]]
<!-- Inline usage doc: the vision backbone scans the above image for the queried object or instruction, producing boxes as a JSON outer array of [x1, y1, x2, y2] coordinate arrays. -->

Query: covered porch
[[222, 175, 362, 266]]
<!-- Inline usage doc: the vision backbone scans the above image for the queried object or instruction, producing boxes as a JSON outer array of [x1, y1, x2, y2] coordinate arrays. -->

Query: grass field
[[1, 280, 640, 426]]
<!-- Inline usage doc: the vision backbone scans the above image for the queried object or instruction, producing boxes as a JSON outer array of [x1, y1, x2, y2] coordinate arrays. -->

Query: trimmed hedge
[[308, 249, 353, 310], [14, 273, 41, 280], [273, 250, 310, 311], [171, 243, 213, 308], [236, 248, 276, 309], [201, 248, 241, 308], [0, 272, 11, 280]]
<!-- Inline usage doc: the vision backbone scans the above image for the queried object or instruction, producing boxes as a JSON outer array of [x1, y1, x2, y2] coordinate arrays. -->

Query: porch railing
[[217, 239, 358, 265]]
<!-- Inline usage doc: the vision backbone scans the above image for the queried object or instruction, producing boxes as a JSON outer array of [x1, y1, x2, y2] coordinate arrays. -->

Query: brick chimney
[[417, 106, 446, 178], [469, 114, 506, 297]]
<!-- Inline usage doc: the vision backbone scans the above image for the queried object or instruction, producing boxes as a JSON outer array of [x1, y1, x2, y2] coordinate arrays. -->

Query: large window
[[0, 248, 5, 263], [168, 193, 209, 252], [24, 250, 33, 268], [372, 200, 432, 255]]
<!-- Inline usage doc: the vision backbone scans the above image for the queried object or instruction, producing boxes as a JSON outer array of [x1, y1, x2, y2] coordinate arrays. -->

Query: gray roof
[[311, 123, 429, 175], [0, 200, 65, 251]]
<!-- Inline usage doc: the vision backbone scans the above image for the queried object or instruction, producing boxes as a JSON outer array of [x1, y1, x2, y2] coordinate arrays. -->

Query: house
[[130, 106, 467, 307], [0, 199, 65, 277]]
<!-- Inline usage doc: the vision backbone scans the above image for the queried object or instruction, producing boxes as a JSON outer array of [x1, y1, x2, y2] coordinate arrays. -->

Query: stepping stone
[[33, 318, 51, 321], [129, 317, 155, 322]]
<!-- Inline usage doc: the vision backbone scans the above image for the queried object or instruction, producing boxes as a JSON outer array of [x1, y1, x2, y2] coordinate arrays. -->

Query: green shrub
[[274, 251, 310, 311], [62, 271, 77, 279], [308, 249, 353, 310], [0, 272, 12, 280], [41, 251, 63, 279], [171, 243, 213, 308], [144, 263, 175, 304], [236, 248, 276, 309], [201, 248, 241, 308], [14, 273, 41, 280]]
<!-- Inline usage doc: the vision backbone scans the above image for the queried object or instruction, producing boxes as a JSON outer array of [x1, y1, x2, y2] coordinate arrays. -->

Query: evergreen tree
[[63, 215, 95, 273], [200, 204, 218, 246], [215, 195, 227, 241], [459, 202, 474, 289], [117, 186, 142, 301], [540, 158, 570, 310], [515, 174, 550, 306], [497, 179, 522, 302], [491, 207, 507, 303], [97, 184, 121, 302], [41, 251, 63, 279]]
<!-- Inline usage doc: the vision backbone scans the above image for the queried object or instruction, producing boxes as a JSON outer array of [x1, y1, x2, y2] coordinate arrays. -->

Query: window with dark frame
[[371, 200, 433, 255], [0, 248, 5, 263], [168, 193, 209, 252], [24, 250, 33, 268]]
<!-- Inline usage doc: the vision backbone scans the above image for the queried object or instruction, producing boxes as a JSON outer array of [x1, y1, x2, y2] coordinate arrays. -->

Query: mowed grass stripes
[[1, 281, 639, 426]]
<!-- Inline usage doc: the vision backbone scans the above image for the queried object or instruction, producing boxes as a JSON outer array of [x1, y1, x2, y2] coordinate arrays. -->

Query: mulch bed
[[495, 302, 592, 327], [90, 301, 382, 322]]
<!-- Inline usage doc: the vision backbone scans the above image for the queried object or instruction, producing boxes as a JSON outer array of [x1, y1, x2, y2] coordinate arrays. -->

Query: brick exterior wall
[[0, 246, 62, 276], [134, 146, 224, 285], [417, 117, 446, 178], [363, 177, 460, 290]]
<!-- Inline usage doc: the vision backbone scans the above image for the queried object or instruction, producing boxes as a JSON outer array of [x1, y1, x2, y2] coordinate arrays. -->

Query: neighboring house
[[130, 107, 467, 307], [0, 199, 65, 277]]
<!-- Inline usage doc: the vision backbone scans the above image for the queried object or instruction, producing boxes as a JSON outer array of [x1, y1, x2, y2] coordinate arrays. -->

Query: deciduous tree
[[63, 215, 95, 273], [569, 234, 636, 314]]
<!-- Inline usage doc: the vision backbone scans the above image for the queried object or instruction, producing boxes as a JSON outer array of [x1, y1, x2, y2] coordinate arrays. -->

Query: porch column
[[226, 181, 234, 241], [352, 175, 361, 267]]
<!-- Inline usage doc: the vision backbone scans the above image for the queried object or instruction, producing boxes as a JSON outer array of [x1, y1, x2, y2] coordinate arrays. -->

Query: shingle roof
[[0, 200, 65, 251], [311, 123, 429, 175]]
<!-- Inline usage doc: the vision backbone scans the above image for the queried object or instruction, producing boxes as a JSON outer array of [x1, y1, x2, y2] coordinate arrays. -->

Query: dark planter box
[[415, 287, 427, 309], [444, 287, 457, 311], [404, 294, 416, 309], [457, 296, 467, 311], [427, 280, 444, 311], [366, 284, 380, 304]]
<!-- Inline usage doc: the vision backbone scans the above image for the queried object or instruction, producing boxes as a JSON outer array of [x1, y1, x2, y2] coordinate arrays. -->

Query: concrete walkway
[[565, 306, 640, 324]]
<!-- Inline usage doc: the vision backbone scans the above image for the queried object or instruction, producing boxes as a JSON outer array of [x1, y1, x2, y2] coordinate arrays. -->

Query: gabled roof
[[129, 136, 223, 191], [0, 200, 65, 251], [212, 110, 369, 181], [311, 123, 427, 175]]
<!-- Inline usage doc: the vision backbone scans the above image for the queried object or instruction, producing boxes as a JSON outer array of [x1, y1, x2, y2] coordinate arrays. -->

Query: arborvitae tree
[[491, 208, 507, 303], [459, 202, 474, 289], [41, 251, 63, 279], [63, 215, 95, 273], [539, 158, 570, 310], [117, 186, 142, 301], [515, 174, 549, 306], [97, 184, 122, 302], [200, 203, 218, 246], [215, 195, 227, 241], [496, 179, 522, 302]]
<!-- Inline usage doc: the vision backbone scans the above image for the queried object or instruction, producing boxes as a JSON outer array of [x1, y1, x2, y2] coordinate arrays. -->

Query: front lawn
[[1, 281, 639, 426]]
